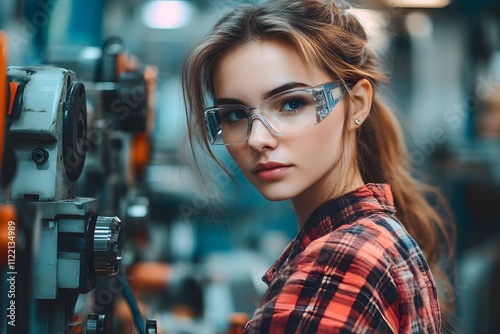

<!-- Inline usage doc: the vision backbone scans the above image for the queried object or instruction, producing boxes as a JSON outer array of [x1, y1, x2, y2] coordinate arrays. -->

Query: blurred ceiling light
[[141, 1, 194, 29], [405, 12, 433, 38], [127, 204, 148, 218], [349, 8, 389, 53], [385, 0, 450, 8], [80, 47, 102, 60]]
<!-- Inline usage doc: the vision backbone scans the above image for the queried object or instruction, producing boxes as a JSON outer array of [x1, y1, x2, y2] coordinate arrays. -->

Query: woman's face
[[213, 40, 347, 202]]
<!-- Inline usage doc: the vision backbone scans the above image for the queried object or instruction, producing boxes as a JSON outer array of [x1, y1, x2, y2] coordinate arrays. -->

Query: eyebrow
[[216, 81, 308, 106]]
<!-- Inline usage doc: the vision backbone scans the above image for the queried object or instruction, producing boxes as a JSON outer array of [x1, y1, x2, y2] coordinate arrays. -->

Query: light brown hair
[[182, 0, 455, 326]]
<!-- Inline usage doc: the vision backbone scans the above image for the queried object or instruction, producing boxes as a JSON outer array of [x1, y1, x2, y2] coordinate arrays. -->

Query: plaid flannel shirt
[[244, 183, 442, 334]]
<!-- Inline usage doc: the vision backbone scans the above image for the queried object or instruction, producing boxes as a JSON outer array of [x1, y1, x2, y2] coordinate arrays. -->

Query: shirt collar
[[262, 183, 396, 285]]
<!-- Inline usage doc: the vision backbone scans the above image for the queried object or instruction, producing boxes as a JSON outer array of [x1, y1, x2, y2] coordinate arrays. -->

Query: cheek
[[226, 145, 248, 170], [288, 127, 342, 168], [286, 111, 345, 165]]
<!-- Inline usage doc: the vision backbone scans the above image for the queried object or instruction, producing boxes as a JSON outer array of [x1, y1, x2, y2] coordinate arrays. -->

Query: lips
[[252, 162, 293, 180]]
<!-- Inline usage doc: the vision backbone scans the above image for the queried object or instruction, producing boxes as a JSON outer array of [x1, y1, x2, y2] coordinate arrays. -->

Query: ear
[[347, 78, 373, 131]]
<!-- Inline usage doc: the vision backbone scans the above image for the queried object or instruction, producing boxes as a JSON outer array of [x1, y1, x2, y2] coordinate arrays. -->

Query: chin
[[254, 183, 299, 202], [260, 193, 290, 202]]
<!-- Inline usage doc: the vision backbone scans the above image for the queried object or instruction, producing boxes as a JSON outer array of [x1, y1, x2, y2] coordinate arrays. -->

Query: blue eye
[[281, 99, 305, 112], [220, 108, 248, 123]]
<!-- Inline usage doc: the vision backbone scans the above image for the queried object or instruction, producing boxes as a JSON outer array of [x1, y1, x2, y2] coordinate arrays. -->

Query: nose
[[247, 117, 278, 152]]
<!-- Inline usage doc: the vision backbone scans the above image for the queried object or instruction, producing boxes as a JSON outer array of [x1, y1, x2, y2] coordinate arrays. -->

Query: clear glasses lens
[[262, 90, 318, 131], [212, 106, 249, 144], [204, 83, 344, 145]]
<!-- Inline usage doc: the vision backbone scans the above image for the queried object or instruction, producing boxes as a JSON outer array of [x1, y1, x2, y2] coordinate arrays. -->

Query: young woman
[[182, 0, 454, 332]]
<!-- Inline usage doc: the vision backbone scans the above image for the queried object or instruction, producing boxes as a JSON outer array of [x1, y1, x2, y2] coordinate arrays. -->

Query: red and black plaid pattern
[[244, 183, 442, 333]]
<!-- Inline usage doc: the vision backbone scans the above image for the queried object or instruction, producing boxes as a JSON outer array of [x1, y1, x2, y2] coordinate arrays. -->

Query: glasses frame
[[203, 81, 347, 145]]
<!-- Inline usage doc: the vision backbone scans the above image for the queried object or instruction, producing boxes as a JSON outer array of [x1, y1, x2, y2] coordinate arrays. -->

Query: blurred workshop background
[[1, 0, 499, 333]]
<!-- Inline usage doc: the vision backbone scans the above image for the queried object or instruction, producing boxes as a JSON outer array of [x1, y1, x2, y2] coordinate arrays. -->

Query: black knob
[[86, 313, 106, 334], [146, 318, 157, 334], [31, 148, 49, 166]]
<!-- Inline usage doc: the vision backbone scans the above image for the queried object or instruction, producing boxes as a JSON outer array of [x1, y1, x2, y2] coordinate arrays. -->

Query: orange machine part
[[8, 82, 18, 116], [130, 132, 150, 177], [115, 52, 138, 80], [227, 313, 250, 334], [127, 262, 171, 292], [129, 65, 157, 179]]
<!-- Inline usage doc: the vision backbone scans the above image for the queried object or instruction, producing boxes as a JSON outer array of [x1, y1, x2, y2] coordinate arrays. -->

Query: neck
[[292, 169, 364, 230]]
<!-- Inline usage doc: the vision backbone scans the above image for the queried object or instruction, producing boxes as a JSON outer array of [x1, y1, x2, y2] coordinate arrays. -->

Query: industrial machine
[[7, 65, 122, 333], [1, 32, 156, 334], [44, 37, 156, 256]]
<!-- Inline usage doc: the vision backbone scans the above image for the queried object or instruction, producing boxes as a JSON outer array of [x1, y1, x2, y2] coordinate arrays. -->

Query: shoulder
[[299, 213, 403, 273], [295, 214, 440, 333], [247, 214, 402, 333], [297, 212, 428, 295]]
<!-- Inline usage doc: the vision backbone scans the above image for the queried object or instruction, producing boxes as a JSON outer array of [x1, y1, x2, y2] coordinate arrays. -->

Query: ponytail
[[358, 95, 455, 317]]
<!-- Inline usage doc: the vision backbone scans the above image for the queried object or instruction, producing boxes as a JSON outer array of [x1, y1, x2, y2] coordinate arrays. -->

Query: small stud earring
[[355, 119, 360, 125]]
